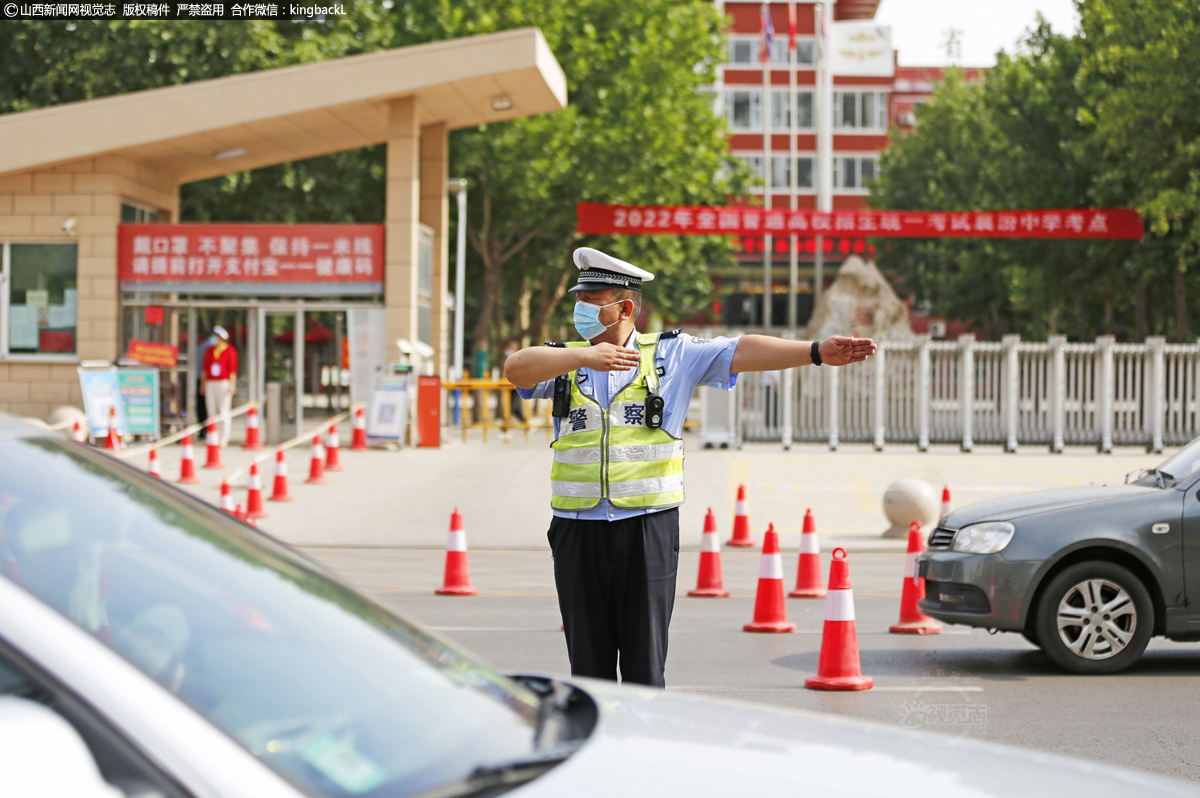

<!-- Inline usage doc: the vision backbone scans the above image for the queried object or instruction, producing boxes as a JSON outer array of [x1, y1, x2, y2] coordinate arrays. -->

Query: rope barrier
[[113, 402, 255, 460], [222, 410, 352, 485]]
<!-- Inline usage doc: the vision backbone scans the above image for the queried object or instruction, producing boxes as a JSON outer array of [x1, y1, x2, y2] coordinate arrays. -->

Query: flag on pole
[[788, 2, 796, 52], [760, 3, 775, 64]]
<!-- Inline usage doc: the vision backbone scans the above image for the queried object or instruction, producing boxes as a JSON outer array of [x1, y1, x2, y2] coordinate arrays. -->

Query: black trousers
[[547, 508, 679, 688]]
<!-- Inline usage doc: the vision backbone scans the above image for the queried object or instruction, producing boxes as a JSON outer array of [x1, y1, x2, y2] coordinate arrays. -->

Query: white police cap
[[570, 247, 656, 293]]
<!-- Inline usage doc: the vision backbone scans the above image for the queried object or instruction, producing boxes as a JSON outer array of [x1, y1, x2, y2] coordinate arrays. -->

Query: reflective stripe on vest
[[549, 332, 685, 512]]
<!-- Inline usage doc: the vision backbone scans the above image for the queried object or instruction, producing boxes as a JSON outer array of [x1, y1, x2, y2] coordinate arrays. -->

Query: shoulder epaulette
[[544, 341, 566, 348], [659, 329, 682, 339]]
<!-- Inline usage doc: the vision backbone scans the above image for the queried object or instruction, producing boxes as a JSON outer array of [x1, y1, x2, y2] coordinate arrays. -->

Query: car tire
[[1021, 629, 1040, 649], [1035, 561, 1154, 674]]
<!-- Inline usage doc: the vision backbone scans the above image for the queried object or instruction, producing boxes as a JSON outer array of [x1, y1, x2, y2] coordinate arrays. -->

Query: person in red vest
[[201, 325, 238, 444]]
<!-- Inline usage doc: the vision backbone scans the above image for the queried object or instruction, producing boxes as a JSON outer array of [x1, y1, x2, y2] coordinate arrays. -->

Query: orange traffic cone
[[219, 480, 235, 515], [268, 447, 293, 501], [688, 508, 730, 597], [234, 504, 248, 522], [71, 418, 86, 443], [744, 524, 795, 632], [727, 484, 756, 547], [245, 461, 269, 520], [304, 435, 328, 484], [177, 433, 200, 484], [890, 522, 942, 635], [790, 508, 826, 598], [325, 424, 343, 471], [436, 507, 478, 595], [940, 484, 951, 519], [243, 404, 263, 450], [148, 445, 162, 479], [350, 406, 369, 450], [203, 421, 223, 468], [806, 548, 873, 691], [103, 407, 121, 450]]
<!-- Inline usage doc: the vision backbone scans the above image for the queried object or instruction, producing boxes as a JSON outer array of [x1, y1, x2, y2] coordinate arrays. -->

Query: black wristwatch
[[811, 340, 823, 366]]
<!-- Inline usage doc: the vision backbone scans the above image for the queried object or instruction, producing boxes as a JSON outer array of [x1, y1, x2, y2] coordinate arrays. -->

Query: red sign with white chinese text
[[127, 339, 179, 368], [118, 223, 385, 296], [576, 203, 1143, 240]]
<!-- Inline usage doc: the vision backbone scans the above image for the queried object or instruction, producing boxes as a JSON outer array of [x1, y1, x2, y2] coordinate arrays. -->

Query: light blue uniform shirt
[[517, 329, 742, 521]]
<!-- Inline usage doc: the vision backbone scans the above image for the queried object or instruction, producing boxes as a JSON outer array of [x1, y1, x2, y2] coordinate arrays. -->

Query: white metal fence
[[696, 332, 1198, 452]]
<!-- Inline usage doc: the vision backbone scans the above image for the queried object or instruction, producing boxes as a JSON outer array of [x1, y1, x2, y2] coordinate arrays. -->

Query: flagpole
[[788, 0, 798, 332], [815, 0, 833, 305], [761, 1, 772, 332]]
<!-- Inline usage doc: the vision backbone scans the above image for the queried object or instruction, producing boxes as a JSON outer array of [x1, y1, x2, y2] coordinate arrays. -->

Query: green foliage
[[874, 5, 1200, 342], [402, 0, 750, 354]]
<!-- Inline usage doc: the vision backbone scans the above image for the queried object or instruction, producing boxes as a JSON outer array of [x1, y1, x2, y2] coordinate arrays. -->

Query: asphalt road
[[304, 546, 1200, 783]]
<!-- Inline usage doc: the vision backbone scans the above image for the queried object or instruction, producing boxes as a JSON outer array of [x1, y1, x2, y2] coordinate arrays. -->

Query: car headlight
[[951, 521, 1015, 554]]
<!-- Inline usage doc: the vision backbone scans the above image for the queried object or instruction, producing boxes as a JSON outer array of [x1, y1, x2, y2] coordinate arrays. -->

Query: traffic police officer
[[505, 247, 875, 687]]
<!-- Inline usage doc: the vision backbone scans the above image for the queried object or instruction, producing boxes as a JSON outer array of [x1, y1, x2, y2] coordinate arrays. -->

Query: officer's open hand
[[819, 336, 876, 366], [585, 343, 642, 372]]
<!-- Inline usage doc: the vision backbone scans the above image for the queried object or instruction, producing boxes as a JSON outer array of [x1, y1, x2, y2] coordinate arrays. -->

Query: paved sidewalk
[[140, 419, 1169, 553]]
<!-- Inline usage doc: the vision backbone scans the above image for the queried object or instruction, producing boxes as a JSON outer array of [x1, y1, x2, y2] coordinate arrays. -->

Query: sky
[[873, 0, 1081, 67]]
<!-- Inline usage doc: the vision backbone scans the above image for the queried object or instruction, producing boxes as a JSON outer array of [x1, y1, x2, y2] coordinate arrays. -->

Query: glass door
[[258, 309, 302, 443]]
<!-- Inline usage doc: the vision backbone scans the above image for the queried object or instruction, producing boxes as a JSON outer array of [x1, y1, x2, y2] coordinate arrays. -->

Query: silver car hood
[[513, 677, 1198, 798], [941, 484, 1157, 527]]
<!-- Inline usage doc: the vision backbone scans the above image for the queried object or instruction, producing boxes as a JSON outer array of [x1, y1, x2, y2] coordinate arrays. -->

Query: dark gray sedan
[[919, 439, 1200, 674]]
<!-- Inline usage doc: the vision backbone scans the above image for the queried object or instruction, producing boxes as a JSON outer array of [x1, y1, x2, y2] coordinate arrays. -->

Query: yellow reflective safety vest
[[550, 332, 684, 512]]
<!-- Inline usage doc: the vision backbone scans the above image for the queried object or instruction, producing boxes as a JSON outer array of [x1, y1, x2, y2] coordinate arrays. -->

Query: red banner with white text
[[576, 203, 1143, 240], [118, 223, 385, 296]]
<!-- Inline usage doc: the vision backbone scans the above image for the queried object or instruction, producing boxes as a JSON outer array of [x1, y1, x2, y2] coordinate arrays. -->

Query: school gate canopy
[[0, 28, 567, 421]]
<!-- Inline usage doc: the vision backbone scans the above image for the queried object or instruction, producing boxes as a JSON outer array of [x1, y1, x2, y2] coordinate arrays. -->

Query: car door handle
[[1152, 523, 1170, 534]]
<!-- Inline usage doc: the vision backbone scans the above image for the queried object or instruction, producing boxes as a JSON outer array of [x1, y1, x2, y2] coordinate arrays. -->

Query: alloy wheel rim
[[1056, 578, 1136, 660]]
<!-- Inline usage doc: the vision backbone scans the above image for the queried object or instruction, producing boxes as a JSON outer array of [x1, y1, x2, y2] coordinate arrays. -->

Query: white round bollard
[[882, 478, 940, 539]]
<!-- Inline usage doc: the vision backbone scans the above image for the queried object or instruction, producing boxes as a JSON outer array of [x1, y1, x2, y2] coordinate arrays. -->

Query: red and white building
[[704, 1, 985, 328]]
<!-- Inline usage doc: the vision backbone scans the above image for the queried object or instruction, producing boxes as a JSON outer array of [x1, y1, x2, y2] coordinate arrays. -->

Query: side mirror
[[1125, 468, 1149, 485], [0, 696, 125, 797]]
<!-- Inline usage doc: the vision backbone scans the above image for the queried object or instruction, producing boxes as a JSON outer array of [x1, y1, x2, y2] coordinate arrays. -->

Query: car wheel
[[1021, 628, 1040, 649], [1036, 561, 1153, 674]]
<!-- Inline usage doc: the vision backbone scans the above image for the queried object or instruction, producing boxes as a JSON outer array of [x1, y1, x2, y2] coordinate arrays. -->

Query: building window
[[832, 156, 880, 191], [796, 91, 814, 128], [770, 90, 816, 130], [727, 36, 816, 66], [744, 156, 816, 191], [2, 242, 78, 356], [727, 38, 756, 64], [735, 154, 766, 191], [796, 156, 815, 189], [832, 90, 889, 130], [770, 155, 791, 189], [726, 90, 762, 130], [120, 201, 160, 224]]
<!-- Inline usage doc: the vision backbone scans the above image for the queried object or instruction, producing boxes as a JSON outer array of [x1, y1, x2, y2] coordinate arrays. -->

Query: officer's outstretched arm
[[505, 343, 642, 388], [731, 334, 876, 373]]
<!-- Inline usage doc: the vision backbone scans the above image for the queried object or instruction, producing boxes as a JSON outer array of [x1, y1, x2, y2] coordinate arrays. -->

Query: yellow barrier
[[441, 380, 699, 442], [442, 379, 552, 443]]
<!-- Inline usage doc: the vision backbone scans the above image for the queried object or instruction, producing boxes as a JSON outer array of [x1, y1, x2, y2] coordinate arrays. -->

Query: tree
[[401, 0, 750, 361], [873, 6, 1200, 343], [873, 22, 1130, 340], [1077, 0, 1200, 342]]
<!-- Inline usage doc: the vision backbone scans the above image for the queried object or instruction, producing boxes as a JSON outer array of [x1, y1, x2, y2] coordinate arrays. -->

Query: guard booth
[[116, 223, 434, 440]]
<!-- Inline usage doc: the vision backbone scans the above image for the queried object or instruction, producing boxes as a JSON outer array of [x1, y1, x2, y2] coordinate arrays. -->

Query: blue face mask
[[573, 300, 622, 340]]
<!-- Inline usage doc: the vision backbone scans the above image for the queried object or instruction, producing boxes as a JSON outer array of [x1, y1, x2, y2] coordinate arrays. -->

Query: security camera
[[61, 217, 76, 236]]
